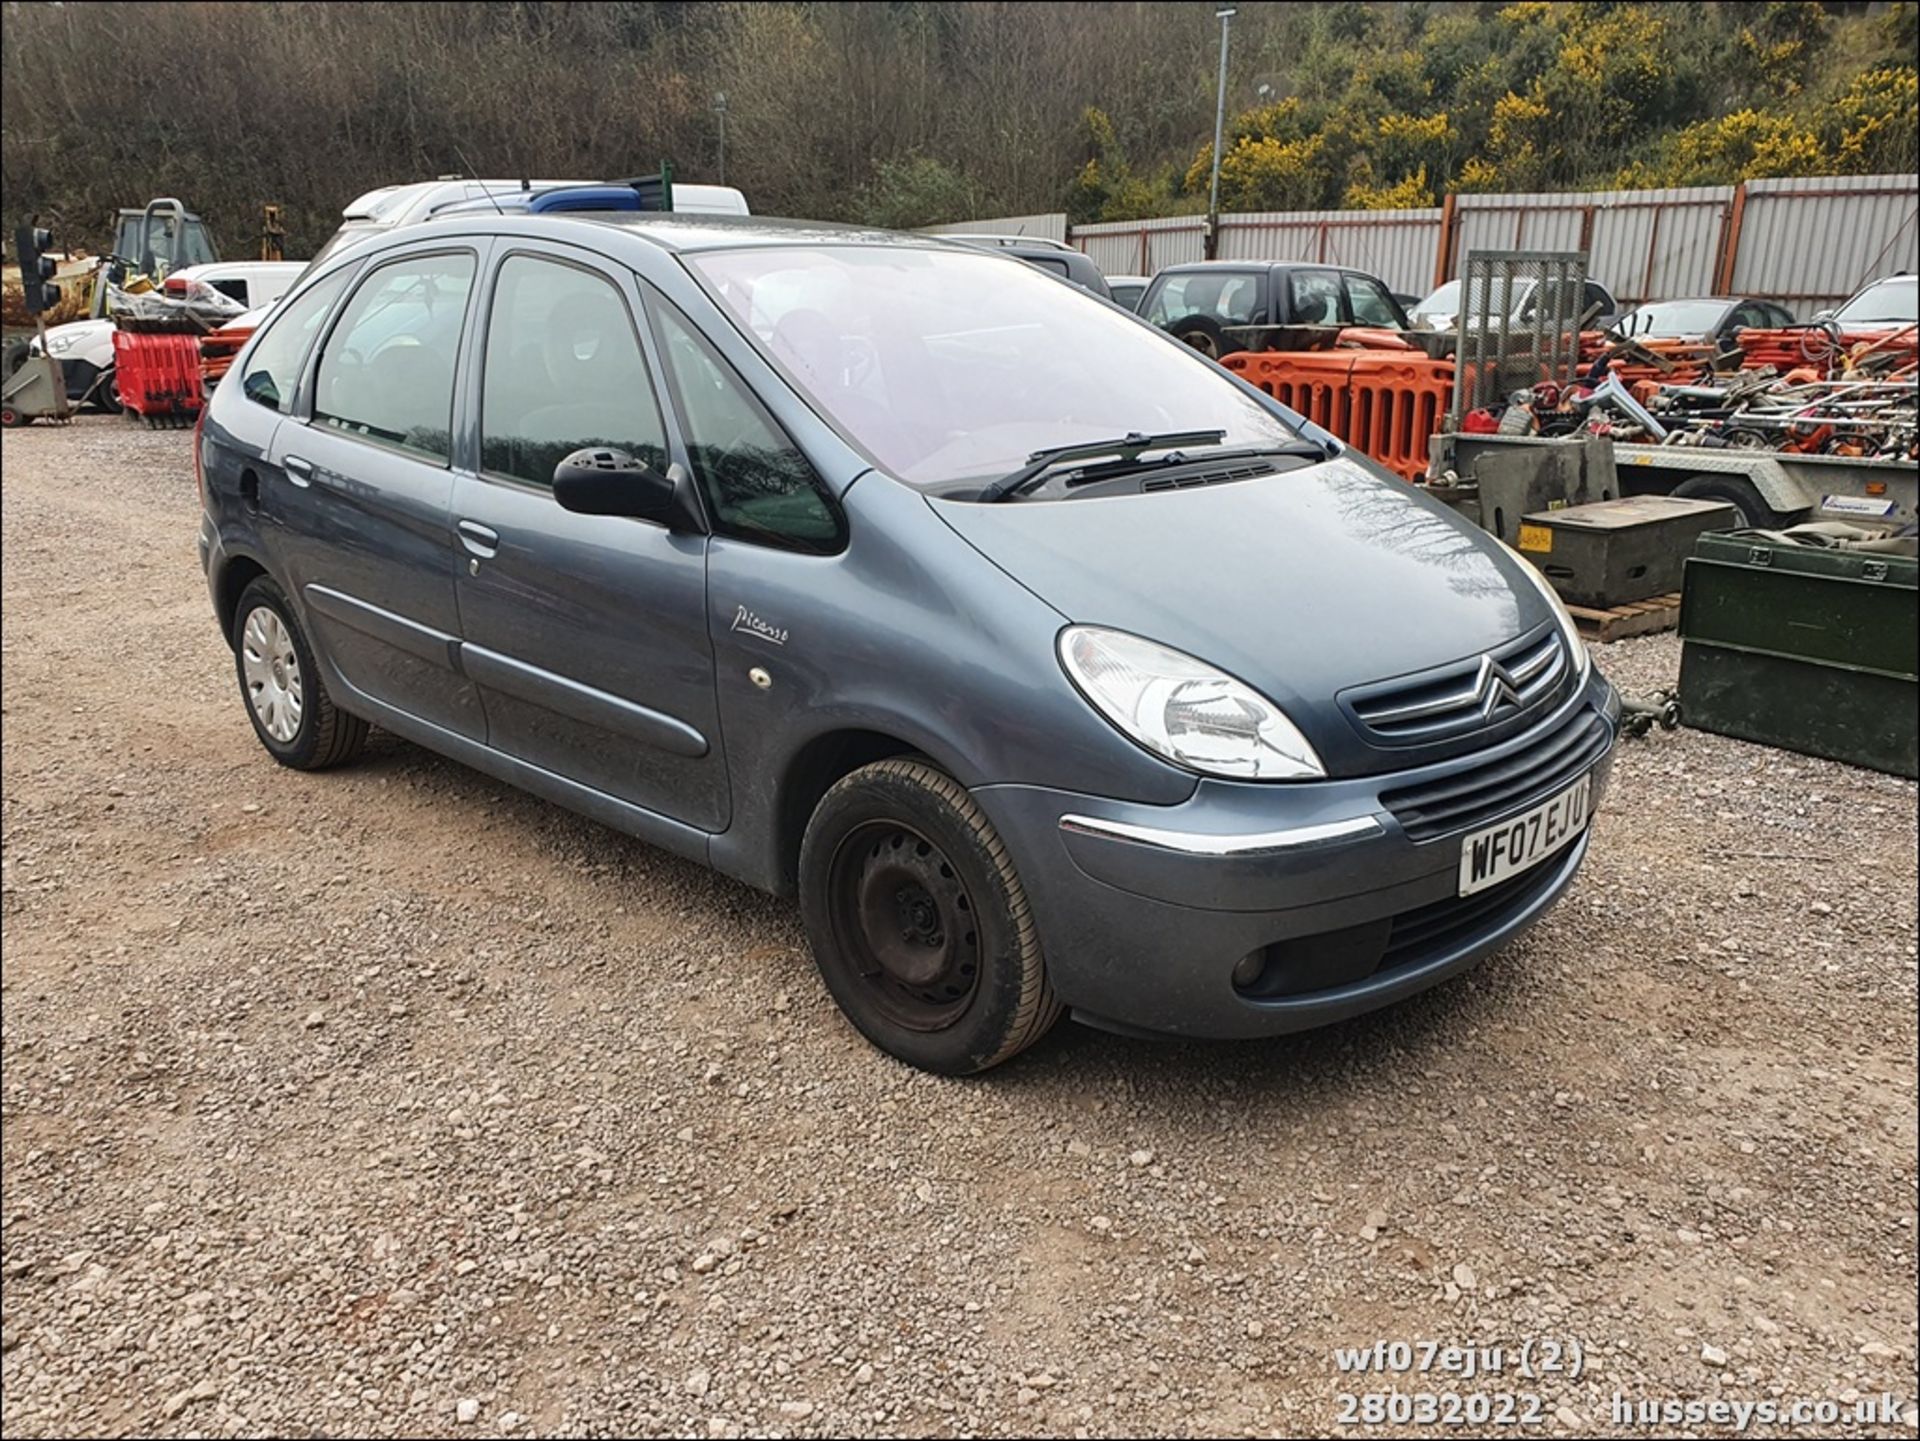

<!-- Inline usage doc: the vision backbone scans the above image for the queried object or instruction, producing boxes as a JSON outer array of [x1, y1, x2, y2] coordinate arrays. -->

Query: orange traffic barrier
[[1225, 349, 1453, 481], [113, 330, 204, 422], [200, 327, 254, 389]]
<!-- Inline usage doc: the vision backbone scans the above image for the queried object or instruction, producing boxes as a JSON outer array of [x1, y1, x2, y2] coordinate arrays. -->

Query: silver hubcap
[[241, 606, 304, 743]]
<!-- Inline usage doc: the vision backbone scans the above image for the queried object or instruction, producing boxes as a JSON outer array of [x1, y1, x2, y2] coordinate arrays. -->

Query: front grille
[[1378, 852, 1569, 971], [1345, 626, 1567, 746], [1139, 461, 1276, 492], [1381, 708, 1608, 843]]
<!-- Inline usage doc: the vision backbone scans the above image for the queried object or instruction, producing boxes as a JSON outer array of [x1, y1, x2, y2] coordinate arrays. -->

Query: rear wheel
[[231, 577, 368, 770], [1671, 473, 1799, 530], [799, 759, 1060, 1074], [1171, 315, 1236, 360]]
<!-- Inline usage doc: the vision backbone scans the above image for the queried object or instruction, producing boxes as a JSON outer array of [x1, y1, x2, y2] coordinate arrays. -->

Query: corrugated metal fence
[[944, 174, 1917, 314], [1444, 186, 1730, 306], [924, 212, 1068, 243], [1726, 174, 1920, 312]]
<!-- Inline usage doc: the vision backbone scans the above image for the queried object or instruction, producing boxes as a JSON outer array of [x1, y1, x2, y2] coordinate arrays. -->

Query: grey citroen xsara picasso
[[198, 213, 1618, 1073]]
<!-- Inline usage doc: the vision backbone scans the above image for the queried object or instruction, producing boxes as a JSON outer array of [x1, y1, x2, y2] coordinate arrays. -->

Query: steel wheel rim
[[241, 605, 304, 743], [827, 821, 982, 1033]]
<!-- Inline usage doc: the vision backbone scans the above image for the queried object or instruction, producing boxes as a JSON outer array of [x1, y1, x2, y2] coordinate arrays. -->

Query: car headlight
[[45, 333, 76, 355], [1498, 540, 1592, 684], [1058, 626, 1325, 781]]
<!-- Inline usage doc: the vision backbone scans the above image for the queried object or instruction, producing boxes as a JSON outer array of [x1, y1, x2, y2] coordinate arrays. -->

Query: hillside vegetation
[[1, 1, 1913, 256]]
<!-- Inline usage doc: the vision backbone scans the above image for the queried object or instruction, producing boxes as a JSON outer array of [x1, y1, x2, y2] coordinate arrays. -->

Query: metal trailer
[[1429, 430, 1919, 532]]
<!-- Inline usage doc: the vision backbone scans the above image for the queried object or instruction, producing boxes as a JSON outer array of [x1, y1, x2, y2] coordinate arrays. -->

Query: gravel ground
[[3, 416, 1916, 1439]]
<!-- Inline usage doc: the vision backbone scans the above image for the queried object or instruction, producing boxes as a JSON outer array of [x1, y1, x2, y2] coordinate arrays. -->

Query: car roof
[[410, 210, 970, 256]]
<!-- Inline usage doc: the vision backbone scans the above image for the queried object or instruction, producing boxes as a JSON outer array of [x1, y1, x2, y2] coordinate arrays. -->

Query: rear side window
[[313, 252, 474, 463], [1143, 271, 1261, 329], [1288, 271, 1344, 326], [240, 269, 351, 413], [652, 298, 842, 554], [480, 255, 668, 488]]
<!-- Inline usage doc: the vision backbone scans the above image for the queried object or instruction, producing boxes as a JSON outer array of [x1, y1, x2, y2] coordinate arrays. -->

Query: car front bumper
[[971, 671, 1619, 1040]]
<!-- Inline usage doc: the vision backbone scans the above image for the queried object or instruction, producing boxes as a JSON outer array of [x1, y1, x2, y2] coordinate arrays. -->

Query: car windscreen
[[1617, 299, 1731, 336], [1416, 277, 1530, 321], [689, 245, 1299, 490], [1834, 276, 1918, 326]]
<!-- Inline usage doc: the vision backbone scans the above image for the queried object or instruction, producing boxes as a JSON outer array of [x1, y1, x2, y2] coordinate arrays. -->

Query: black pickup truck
[[1138, 260, 1413, 358]]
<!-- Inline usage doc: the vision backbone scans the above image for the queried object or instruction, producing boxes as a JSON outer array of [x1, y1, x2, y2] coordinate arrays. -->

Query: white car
[[299, 178, 752, 278], [21, 261, 305, 411], [1411, 275, 1621, 333]]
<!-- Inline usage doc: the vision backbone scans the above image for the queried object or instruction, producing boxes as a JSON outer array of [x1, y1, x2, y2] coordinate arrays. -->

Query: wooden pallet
[[1565, 591, 1682, 643]]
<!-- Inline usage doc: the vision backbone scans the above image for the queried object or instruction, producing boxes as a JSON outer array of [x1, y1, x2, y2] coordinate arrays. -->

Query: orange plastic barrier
[[200, 327, 254, 388], [1226, 349, 1453, 481], [113, 330, 204, 423]]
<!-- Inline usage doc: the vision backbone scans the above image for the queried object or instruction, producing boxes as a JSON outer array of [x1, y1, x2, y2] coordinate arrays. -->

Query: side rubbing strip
[[303, 584, 461, 670], [460, 645, 710, 759]]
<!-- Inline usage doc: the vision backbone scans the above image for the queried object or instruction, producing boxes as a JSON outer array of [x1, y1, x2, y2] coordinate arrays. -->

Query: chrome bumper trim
[[1058, 812, 1384, 858]]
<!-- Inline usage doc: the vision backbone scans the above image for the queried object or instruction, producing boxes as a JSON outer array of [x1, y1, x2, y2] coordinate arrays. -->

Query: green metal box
[[1519, 495, 1739, 608], [1678, 532, 1918, 778]]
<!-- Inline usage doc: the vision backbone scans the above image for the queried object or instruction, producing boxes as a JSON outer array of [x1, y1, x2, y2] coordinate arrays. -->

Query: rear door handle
[[283, 455, 313, 488], [457, 520, 500, 558]]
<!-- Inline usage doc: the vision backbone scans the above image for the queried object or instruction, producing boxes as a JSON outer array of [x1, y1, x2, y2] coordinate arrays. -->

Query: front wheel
[[798, 759, 1061, 1074], [93, 366, 122, 415], [231, 577, 368, 770]]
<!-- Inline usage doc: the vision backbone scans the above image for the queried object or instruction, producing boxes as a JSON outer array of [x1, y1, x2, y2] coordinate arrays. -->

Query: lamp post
[[713, 91, 729, 186], [1206, 7, 1236, 260]]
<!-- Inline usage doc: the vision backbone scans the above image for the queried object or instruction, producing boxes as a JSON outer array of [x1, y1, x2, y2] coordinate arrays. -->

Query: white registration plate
[[1456, 774, 1591, 896]]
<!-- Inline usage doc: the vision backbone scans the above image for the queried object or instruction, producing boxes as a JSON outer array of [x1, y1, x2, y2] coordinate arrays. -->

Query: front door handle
[[457, 519, 500, 558], [283, 455, 313, 488]]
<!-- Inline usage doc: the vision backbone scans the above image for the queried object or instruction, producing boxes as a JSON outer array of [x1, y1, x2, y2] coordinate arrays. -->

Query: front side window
[[1289, 270, 1344, 326], [691, 246, 1299, 490], [480, 255, 668, 487], [240, 268, 352, 413], [1345, 274, 1403, 328], [1142, 271, 1262, 329], [313, 252, 474, 463], [652, 299, 841, 553]]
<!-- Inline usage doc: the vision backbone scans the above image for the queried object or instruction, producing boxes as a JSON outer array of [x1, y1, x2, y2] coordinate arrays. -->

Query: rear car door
[[1287, 269, 1346, 326], [268, 245, 485, 740], [449, 245, 727, 832]]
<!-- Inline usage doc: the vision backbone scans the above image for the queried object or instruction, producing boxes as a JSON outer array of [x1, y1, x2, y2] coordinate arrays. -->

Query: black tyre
[[231, 577, 368, 770], [2, 339, 29, 381], [1671, 473, 1799, 530], [1170, 315, 1238, 360], [93, 366, 123, 415], [798, 759, 1061, 1074]]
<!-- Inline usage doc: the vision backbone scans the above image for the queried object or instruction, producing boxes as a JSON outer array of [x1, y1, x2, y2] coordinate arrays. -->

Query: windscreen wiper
[[977, 430, 1226, 502], [1060, 438, 1339, 489]]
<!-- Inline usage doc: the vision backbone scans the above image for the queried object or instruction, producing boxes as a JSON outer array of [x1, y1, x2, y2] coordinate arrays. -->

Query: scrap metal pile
[[1466, 322, 1918, 461]]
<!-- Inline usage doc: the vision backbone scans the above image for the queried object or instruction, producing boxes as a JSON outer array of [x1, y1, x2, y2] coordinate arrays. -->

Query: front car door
[[449, 244, 727, 833], [1343, 271, 1409, 329], [268, 245, 486, 741]]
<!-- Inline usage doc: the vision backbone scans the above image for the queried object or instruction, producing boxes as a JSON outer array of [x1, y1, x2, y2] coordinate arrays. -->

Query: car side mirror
[[1810, 308, 1835, 324], [552, 448, 701, 531]]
